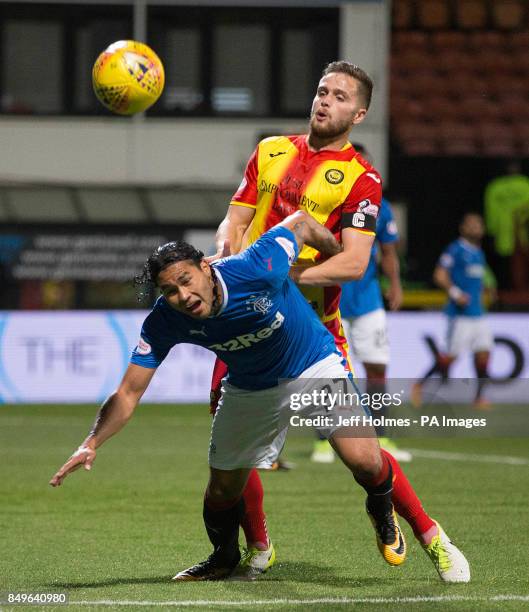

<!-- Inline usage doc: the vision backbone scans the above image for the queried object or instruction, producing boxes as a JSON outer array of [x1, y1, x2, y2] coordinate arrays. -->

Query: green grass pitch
[[1, 404, 528, 611]]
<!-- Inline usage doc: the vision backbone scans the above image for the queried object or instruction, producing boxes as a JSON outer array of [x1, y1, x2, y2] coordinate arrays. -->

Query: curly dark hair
[[134, 240, 204, 299]]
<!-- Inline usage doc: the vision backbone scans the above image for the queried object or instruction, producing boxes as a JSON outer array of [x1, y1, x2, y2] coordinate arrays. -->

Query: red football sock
[[240, 468, 269, 549], [382, 449, 436, 539], [210, 358, 228, 414]]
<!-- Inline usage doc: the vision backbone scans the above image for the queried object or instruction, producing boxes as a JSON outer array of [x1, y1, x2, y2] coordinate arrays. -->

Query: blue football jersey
[[438, 238, 486, 317], [131, 226, 337, 390], [340, 198, 399, 317]]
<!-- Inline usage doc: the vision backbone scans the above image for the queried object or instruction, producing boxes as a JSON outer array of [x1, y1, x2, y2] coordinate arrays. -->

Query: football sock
[[209, 358, 228, 414], [203, 495, 244, 563], [474, 353, 489, 400], [382, 449, 436, 538], [240, 468, 269, 549], [356, 452, 393, 517]]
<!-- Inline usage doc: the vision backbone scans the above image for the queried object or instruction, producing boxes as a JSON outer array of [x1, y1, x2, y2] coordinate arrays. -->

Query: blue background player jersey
[[130, 226, 337, 390], [438, 238, 486, 317], [340, 197, 399, 317]]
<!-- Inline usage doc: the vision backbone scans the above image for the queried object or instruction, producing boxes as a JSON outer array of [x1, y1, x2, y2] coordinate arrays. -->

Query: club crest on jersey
[[246, 292, 273, 314], [325, 169, 344, 185]]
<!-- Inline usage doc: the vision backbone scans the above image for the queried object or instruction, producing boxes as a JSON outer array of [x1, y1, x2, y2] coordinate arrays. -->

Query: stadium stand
[[390, 0, 529, 157]]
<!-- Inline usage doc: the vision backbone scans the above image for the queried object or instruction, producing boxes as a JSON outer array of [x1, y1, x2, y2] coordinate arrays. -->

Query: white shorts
[[342, 308, 389, 365], [446, 316, 493, 357], [209, 353, 366, 470]]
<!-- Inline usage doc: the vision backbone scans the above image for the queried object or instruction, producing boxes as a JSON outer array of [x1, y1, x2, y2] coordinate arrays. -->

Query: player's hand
[[205, 239, 231, 263], [385, 284, 403, 311], [49, 446, 96, 487]]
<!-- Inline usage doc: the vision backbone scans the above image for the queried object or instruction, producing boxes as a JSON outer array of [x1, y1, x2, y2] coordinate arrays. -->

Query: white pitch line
[[405, 448, 529, 466], [73, 594, 529, 607]]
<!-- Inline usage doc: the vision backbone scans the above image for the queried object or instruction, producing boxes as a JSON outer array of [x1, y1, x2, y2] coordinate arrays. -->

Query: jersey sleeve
[[223, 225, 299, 290], [230, 145, 259, 209], [377, 199, 399, 244], [438, 243, 458, 270], [341, 171, 383, 235], [130, 307, 179, 369]]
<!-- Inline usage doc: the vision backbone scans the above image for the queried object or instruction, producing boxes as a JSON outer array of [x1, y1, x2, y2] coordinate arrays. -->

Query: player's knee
[[354, 447, 383, 481], [206, 473, 244, 503], [335, 438, 382, 479]]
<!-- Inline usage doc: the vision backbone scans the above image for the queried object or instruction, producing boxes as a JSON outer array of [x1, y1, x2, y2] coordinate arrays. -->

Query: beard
[[309, 113, 353, 140]]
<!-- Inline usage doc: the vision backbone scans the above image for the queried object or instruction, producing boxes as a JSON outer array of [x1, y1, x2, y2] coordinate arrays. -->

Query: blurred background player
[[335, 143, 411, 464], [412, 213, 495, 408]]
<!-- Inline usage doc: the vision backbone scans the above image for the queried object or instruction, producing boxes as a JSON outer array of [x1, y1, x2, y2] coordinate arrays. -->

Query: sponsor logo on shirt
[[366, 172, 381, 184], [208, 311, 285, 352], [189, 326, 208, 337], [325, 169, 344, 184], [136, 337, 151, 355]]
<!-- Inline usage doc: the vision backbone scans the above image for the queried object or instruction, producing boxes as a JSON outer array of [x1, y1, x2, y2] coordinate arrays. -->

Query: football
[[92, 40, 165, 115]]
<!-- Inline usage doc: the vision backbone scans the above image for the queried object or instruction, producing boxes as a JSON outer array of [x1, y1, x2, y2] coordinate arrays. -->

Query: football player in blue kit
[[338, 143, 410, 463], [49, 211, 470, 584], [412, 213, 494, 407]]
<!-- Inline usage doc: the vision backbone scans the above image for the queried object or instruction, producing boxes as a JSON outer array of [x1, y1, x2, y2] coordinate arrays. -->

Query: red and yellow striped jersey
[[230, 135, 382, 357]]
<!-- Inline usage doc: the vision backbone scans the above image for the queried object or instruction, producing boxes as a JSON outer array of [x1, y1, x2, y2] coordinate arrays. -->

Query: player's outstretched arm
[[279, 211, 342, 257], [49, 364, 156, 487]]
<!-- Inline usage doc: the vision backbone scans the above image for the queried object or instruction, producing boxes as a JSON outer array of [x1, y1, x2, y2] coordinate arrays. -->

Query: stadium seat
[[438, 121, 476, 142], [516, 124, 529, 156], [392, 52, 437, 74], [405, 71, 450, 97], [417, 0, 452, 29], [442, 138, 479, 156], [468, 31, 506, 52], [431, 30, 468, 52], [496, 93, 529, 121], [424, 97, 463, 121], [488, 73, 529, 96], [400, 138, 441, 155], [511, 48, 529, 75], [479, 122, 517, 156], [444, 73, 490, 97], [459, 95, 500, 122], [390, 96, 429, 122], [455, 0, 489, 29], [396, 121, 439, 141], [508, 31, 529, 51], [476, 51, 514, 74], [392, 0, 415, 29], [491, 0, 527, 31], [435, 51, 479, 74], [392, 31, 430, 54]]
